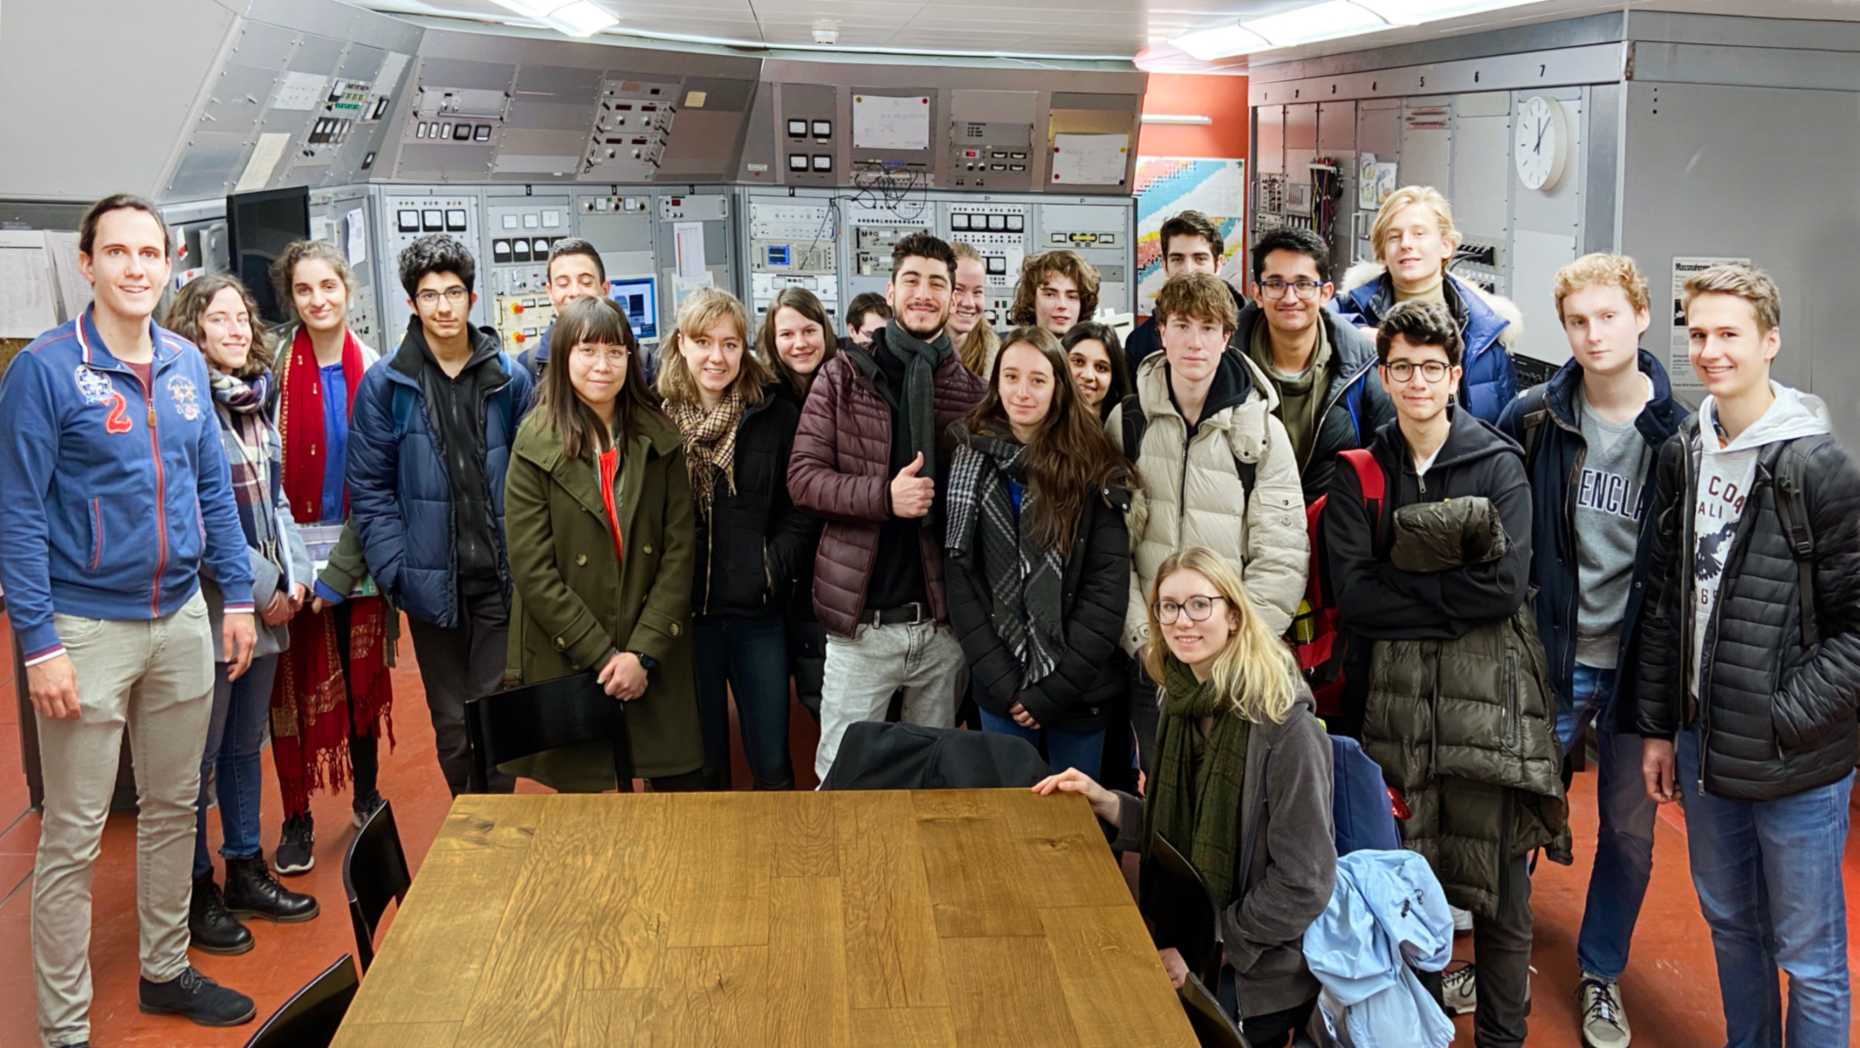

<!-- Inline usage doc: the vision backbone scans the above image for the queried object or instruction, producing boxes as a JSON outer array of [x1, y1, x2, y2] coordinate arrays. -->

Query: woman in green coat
[[503, 297, 707, 791]]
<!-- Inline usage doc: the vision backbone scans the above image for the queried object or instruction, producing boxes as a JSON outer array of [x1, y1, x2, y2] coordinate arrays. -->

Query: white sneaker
[[1451, 904, 1473, 934], [1442, 962, 1477, 1015], [1579, 975, 1631, 1047]]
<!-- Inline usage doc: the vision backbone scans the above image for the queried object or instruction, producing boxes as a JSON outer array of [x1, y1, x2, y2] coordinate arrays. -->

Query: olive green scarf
[[1148, 657, 1251, 908]]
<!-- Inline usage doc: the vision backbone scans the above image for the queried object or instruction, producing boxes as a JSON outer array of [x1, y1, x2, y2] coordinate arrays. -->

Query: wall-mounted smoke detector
[[812, 20, 840, 45]]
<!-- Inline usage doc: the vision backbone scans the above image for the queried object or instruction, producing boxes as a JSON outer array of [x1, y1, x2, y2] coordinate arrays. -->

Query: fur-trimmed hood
[[1338, 260, 1523, 352]]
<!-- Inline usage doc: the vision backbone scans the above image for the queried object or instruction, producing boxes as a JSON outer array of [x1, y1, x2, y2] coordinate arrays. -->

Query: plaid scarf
[[1149, 656, 1250, 908], [208, 370, 272, 542], [668, 390, 745, 520], [945, 431, 1065, 689]]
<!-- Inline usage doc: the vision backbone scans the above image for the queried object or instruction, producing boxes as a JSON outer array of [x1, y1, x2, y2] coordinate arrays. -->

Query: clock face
[[1514, 95, 1568, 193]]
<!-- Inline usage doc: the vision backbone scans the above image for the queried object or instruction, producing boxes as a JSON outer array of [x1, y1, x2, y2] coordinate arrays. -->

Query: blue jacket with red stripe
[[0, 308, 255, 663]]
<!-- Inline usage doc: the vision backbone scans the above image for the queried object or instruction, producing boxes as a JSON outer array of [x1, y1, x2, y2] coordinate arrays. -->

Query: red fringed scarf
[[269, 326, 396, 816]]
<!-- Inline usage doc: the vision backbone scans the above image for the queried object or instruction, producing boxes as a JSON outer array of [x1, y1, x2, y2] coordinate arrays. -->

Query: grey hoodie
[[1689, 383, 1832, 696]]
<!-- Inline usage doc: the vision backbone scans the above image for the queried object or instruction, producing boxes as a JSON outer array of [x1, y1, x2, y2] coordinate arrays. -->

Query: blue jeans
[[1678, 728, 1853, 1047], [1556, 664, 1657, 981], [193, 655, 279, 880], [978, 707, 1105, 780], [694, 615, 794, 789]]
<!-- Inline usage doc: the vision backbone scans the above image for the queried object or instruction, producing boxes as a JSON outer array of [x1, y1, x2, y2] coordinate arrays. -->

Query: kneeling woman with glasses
[[503, 297, 707, 791], [1033, 546, 1336, 1047]]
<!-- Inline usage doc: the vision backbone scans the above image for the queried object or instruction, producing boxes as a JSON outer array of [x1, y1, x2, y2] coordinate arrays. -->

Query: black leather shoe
[[187, 876, 253, 955], [138, 966, 256, 1027], [224, 856, 320, 922]]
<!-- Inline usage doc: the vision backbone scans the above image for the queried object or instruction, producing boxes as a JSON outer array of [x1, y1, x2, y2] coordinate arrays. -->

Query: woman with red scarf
[[265, 241, 396, 876]]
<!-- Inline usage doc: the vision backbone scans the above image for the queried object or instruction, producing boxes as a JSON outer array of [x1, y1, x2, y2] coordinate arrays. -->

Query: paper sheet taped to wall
[[1051, 133, 1129, 185], [235, 133, 292, 193], [853, 95, 930, 152], [0, 233, 58, 339]]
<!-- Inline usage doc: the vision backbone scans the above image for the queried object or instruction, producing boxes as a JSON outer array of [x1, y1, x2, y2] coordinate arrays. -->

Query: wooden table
[[332, 789, 1197, 1048]]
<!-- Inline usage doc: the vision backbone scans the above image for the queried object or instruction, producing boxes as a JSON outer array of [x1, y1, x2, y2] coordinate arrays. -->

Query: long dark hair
[[964, 325, 1133, 553], [759, 286, 839, 401], [537, 297, 664, 460], [1061, 322, 1130, 421]]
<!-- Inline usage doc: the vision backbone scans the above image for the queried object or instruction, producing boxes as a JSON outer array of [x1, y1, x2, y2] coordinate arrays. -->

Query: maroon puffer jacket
[[787, 340, 986, 637]]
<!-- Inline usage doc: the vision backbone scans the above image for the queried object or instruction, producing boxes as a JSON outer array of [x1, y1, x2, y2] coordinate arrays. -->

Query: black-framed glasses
[[1155, 594, 1229, 624], [1384, 360, 1451, 384], [414, 286, 469, 308], [1258, 278, 1324, 300]]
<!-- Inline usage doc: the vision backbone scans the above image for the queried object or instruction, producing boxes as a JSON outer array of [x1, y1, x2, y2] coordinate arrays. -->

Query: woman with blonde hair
[[1033, 546, 1336, 1047], [950, 242, 1002, 377], [164, 274, 320, 953], [662, 288, 814, 788], [1333, 185, 1520, 423]]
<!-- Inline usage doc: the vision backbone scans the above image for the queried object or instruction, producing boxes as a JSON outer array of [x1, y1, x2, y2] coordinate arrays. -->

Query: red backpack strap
[[1338, 448, 1388, 549]]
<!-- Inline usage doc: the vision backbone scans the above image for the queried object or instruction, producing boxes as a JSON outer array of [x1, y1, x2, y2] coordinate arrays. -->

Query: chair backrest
[[1330, 735, 1402, 856], [1177, 973, 1251, 1048], [242, 953, 360, 1048], [819, 721, 1049, 790], [343, 799, 411, 973], [1140, 832, 1221, 989], [464, 671, 631, 791]]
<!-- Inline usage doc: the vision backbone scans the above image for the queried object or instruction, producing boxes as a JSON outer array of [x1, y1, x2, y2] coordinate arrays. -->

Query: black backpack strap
[[1514, 386, 1550, 472], [1773, 438, 1823, 648], [1119, 393, 1145, 463]]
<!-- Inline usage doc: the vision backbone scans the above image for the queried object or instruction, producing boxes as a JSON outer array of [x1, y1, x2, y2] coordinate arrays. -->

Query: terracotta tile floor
[[1, 616, 1857, 1047]]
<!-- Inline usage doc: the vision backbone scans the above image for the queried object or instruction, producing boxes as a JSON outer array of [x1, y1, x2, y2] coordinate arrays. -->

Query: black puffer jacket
[[946, 479, 1131, 732], [1636, 416, 1860, 801], [691, 385, 819, 619], [1235, 301, 1393, 503]]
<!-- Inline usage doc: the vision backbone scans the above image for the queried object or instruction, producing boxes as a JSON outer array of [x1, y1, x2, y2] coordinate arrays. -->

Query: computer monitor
[[609, 276, 658, 343], [225, 186, 310, 325]]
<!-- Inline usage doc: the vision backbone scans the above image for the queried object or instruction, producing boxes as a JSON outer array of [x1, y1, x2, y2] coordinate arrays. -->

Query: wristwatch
[[631, 652, 657, 672]]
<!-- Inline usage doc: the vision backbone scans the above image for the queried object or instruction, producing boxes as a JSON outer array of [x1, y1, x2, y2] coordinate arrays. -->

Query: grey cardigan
[[200, 397, 311, 660], [1111, 689, 1337, 1019]]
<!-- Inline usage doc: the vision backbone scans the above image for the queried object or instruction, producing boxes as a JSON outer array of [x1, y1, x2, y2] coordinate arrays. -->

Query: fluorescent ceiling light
[[488, 0, 617, 37], [1354, 0, 1539, 24], [1172, 23, 1271, 60], [1244, 0, 1385, 46], [1141, 113, 1214, 125]]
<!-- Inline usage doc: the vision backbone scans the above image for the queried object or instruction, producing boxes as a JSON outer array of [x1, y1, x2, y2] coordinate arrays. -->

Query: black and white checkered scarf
[[945, 431, 1066, 689]]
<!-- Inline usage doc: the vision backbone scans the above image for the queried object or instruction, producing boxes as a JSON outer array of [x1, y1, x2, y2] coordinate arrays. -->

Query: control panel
[[948, 124, 1035, 191], [777, 83, 839, 188], [1036, 202, 1132, 321], [485, 196, 575, 355], [1453, 238, 1504, 296], [403, 86, 510, 150], [307, 191, 380, 347], [746, 197, 838, 324], [845, 201, 934, 304], [379, 190, 486, 337], [943, 202, 1029, 327], [651, 190, 732, 323], [582, 78, 679, 182]]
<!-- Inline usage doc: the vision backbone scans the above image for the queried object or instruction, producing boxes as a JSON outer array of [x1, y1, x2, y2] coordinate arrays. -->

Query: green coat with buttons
[[503, 407, 704, 788]]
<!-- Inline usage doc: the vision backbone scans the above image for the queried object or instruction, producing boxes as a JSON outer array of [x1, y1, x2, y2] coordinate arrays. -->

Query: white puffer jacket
[[1107, 350, 1308, 656]]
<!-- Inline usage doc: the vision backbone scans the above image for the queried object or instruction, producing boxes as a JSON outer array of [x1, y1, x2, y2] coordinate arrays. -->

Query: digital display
[[609, 276, 659, 343], [225, 185, 310, 325]]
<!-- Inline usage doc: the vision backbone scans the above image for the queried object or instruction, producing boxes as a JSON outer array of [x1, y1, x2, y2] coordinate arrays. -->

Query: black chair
[[242, 953, 360, 1048], [1178, 972, 1251, 1048], [464, 671, 633, 792], [1141, 832, 1221, 988], [343, 799, 411, 973], [819, 721, 1049, 790]]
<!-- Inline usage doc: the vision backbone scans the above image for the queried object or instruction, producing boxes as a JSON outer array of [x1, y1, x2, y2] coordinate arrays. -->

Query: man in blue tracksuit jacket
[[347, 233, 532, 797], [0, 195, 261, 1044]]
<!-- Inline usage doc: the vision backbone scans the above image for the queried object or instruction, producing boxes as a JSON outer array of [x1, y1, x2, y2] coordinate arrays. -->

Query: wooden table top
[[332, 788, 1197, 1048]]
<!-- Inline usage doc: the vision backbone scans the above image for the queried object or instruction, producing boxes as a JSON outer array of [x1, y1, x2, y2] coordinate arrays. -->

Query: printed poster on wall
[[1134, 157, 1246, 317], [1669, 255, 1750, 396]]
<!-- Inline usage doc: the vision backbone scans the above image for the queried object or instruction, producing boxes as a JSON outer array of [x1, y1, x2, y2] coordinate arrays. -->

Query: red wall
[[1138, 73, 1251, 160]]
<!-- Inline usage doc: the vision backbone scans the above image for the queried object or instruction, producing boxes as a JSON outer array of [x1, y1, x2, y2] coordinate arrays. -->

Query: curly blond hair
[[1009, 249, 1100, 327]]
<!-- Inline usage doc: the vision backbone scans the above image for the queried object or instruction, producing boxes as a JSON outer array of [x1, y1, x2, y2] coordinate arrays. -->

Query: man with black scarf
[[788, 233, 987, 782]]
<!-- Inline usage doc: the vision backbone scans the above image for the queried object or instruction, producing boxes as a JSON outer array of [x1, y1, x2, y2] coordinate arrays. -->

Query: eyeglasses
[[414, 286, 469, 308], [1155, 594, 1229, 625], [1258, 278, 1324, 300], [1384, 360, 1451, 384], [571, 342, 630, 366]]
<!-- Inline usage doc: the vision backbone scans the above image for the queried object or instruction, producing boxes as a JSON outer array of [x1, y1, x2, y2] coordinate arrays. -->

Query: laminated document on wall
[[853, 94, 930, 152], [271, 71, 331, 112], [674, 222, 708, 280], [45, 233, 89, 320], [1051, 133, 1129, 185], [343, 209, 368, 266]]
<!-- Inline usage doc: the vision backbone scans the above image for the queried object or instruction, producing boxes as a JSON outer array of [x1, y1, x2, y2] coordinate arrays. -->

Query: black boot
[[187, 876, 253, 955], [224, 856, 320, 923]]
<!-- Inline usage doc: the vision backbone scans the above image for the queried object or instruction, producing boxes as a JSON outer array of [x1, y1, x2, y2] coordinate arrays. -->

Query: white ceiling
[[355, 0, 1860, 64]]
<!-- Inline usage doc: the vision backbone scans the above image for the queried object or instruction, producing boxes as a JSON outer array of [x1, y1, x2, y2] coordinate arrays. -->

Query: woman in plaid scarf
[[943, 326, 1135, 777], [660, 289, 815, 789]]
